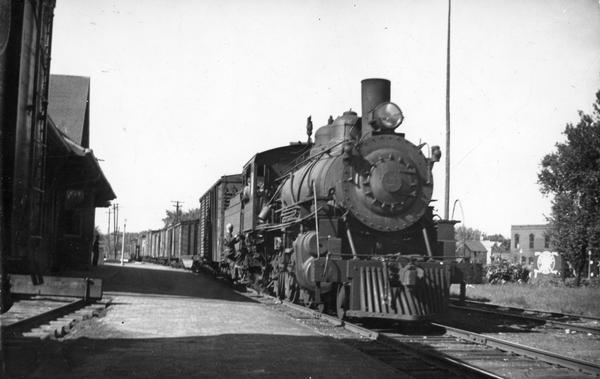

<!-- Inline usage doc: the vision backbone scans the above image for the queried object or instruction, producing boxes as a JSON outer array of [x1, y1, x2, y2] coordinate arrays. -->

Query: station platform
[[4, 262, 405, 378]]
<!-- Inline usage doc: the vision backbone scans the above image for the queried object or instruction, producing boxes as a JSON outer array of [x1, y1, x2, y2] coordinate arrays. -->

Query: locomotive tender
[[200, 79, 461, 320]]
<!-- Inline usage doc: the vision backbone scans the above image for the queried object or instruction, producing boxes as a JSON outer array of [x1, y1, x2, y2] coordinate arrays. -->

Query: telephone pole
[[106, 207, 111, 261], [113, 203, 119, 259], [121, 219, 127, 266], [171, 201, 183, 223]]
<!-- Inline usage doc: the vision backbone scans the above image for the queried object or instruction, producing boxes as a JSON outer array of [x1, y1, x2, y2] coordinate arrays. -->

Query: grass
[[450, 282, 600, 317]]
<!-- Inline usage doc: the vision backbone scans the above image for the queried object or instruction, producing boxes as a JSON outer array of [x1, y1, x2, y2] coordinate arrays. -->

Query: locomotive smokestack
[[361, 78, 390, 138]]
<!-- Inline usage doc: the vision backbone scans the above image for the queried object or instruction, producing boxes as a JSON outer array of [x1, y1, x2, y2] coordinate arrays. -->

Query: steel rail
[[234, 281, 598, 377], [450, 303, 600, 335], [452, 298, 600, 322], [2, 297, 85, 334], [378, 333, 504, 379], [240, 289, 505, 378], [282, 298, 502, 378], [433, 322, 600, 376]]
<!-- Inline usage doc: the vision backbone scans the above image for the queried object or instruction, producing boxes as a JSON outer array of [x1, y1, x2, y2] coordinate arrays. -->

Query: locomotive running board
[[345, 310, 431, 321]]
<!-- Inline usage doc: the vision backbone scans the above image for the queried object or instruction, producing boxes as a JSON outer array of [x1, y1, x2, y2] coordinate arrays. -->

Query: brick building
[[510, 224, 552, 265]]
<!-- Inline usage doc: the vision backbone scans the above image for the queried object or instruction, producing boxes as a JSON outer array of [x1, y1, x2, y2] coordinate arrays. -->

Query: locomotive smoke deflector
[[361, 78, 404, 137]]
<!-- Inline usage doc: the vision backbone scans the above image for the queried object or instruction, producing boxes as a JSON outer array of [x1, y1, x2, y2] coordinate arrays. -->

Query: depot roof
[[48, 75, 90, 147], [47, 75, 115, 206]]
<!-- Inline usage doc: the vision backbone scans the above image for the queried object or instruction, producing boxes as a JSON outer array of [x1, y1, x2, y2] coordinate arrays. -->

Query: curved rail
[[433, 322, 600, 377], [451, 300, 600, 335], [452, 298, 600, 321]]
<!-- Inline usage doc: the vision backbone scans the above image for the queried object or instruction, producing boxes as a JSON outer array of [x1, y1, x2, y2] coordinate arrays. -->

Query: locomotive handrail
[[313, 180, 321, 259], [311, 253, 443, 261], [277, 197, 330, 211], [346, 227, 359, 259], [254, 206, 326, 231], [274, 139, 349, 183]]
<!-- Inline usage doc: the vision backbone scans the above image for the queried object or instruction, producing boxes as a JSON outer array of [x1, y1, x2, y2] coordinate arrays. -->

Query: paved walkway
[[5, 262, 403, 378]]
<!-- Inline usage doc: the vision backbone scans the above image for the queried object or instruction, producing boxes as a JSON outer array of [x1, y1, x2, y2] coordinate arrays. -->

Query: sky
[[49, 0, 600, 237]]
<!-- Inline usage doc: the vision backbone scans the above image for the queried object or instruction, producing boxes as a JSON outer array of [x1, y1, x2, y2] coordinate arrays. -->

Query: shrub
[[486, 261, 530, 284]]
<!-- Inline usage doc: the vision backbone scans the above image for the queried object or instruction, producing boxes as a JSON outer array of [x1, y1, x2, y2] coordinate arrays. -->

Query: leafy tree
[[455, 225, 482, 242], [538, 90, 600, 286], [162, 207, 201, 226], [485, 234, 511, 251]]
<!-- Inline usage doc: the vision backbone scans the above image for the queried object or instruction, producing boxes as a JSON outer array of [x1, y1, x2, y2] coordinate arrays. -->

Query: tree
[[484, 234, 511, 252], [455, 225, 482, 242], [162, 207, 201, 226], [538, 90, 600, 286]]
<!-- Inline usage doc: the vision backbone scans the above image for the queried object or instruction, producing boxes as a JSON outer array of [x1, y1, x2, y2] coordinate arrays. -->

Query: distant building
[[456, 240, 488, 265], [478, 239, 512, 264], [480, 240, 497, 265], [510, 224, 553, 266]]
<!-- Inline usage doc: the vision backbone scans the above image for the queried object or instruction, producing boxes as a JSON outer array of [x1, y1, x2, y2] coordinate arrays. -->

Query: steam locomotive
[[199, 79, 462, 320]]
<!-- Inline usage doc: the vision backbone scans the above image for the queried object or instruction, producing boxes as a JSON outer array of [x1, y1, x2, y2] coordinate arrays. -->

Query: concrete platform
[[4, 262, 405, 378]]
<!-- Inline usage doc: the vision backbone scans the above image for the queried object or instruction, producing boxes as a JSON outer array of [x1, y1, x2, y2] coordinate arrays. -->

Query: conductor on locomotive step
[[223, 223, 239, 262]]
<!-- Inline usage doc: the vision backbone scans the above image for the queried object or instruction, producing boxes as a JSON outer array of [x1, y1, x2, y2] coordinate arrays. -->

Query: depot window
[[529, 233, 534, 249], [514, 234, 520, 248], [64, 209, 81, 236]]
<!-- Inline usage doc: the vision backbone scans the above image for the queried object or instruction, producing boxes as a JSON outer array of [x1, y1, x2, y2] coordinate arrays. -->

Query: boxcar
[[198, 175, 242, 267]]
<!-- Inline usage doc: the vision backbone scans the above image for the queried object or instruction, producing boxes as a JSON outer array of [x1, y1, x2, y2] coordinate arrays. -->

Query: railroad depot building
[[510, 224, 553, 265], [1, 0, 115, 276], [43, 74, 115, 270]]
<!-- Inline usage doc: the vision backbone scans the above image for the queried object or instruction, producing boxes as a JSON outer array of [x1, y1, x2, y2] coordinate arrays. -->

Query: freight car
[[198, 78, 465, 321], [139, 220, 200, 267], [198, 175, 242, 264]]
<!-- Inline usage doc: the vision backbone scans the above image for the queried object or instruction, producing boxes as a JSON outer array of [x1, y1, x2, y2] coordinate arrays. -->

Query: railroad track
[[450, 299, 600, 335], [241, 290, 482, 378], [2, 296, 111, 339], [392, 322, 600, 377], [240, 288, 600, 378], [2, 296, 111, 377]]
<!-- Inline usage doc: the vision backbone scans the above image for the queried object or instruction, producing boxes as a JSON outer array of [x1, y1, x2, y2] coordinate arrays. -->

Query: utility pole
[[171, 201, 183, 223], [113, 203, 119, 259], [444, 0, 452, 220], [106, 207, 111, 261], [121, 219, 127, 266]]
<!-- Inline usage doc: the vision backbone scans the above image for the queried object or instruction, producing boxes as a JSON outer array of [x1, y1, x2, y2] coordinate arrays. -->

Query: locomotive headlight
[[371, 102, 404, 130]]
